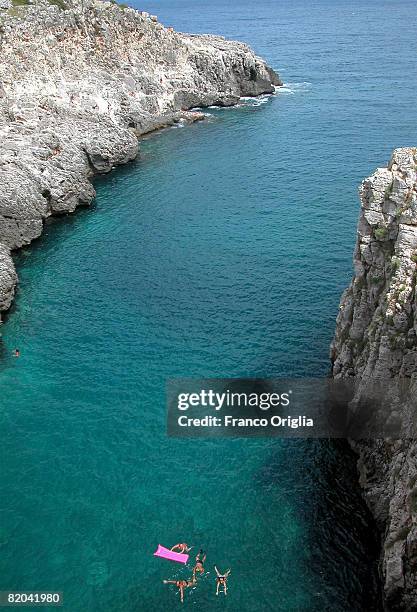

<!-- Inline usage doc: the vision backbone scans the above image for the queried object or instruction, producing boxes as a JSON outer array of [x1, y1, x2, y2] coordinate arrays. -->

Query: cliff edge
[[331, 148, 417, 611], [0, 0, 281, 319]]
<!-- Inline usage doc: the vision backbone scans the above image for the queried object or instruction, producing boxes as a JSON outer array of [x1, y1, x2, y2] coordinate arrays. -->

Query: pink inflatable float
[[154, 544, 189, 564]]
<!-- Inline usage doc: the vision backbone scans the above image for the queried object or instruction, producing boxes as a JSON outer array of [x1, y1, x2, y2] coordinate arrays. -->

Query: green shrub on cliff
[[48, 0, 68, 9], [391, 256, 401, 272], [109, 0, 129, 8], [384, 182, 394, 198], [374, 226, 388, 241], [370, 274, 383, 285]]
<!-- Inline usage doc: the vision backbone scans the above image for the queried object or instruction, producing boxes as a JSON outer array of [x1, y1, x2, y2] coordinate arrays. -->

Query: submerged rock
[[331, 148, 417, 611], [0, 0, 281, 317]]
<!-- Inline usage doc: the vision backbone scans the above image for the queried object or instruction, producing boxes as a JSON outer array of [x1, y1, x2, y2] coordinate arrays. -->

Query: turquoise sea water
[[1, 0, 417, 610]]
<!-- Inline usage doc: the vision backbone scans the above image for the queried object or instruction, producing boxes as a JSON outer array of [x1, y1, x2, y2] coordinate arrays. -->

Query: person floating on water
[[193, 549, 206, 579], [170, 543, 192, 553], [215, 566, 231, 596], [163, 578, 195, 603], [12, 348, 20, 358]]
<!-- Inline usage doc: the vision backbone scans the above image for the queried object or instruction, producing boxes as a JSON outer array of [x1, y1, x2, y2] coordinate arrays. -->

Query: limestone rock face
[[0, 244, 17, 321], [331, 148, 417, 611], [0, 0, 281, 313]]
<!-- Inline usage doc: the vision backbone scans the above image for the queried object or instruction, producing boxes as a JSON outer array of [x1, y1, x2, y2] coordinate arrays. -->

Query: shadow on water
[[256, 439, 382, 611]]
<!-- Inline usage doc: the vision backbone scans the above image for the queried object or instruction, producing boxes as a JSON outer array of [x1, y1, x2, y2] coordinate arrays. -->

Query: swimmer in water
[[215, 566, 231, 596], [163, 578, 195, 603], [193, 549, 206, 579], [170, 543, 192, 553], [12, 348, 20, 358]]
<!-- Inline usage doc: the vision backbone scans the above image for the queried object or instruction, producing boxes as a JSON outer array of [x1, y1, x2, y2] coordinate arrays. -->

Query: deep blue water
[[1, 0, 417, 610]]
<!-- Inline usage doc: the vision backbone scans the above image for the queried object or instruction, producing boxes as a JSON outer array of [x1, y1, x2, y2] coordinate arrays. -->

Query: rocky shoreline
[[3, 1, 414, 610], [331, 148, 417, 611], [0, 0, 281, 321]]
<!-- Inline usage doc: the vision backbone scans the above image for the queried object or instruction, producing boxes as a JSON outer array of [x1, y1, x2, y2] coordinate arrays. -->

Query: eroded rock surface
[[0, 0, 281, 320], [0, 244, 17, 313], [331, 148, 417, 611]]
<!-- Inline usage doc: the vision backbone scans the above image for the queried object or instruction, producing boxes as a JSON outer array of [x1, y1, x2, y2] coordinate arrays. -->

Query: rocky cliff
[[331, 148, 417, 611], [0, 0, 281, 320]]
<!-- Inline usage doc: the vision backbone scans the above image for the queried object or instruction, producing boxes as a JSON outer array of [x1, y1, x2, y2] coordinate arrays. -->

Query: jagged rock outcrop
[[0, 0, 281, 321], [331, 148, 417, 611], [0, 244, 16, 312]]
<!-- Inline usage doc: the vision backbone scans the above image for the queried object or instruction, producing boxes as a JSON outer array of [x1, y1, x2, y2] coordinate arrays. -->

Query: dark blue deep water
[[1, 0, 416, 610]]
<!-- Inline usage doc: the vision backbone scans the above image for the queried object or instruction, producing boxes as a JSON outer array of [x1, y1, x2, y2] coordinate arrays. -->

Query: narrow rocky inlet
[[1, 0, 416, 610]]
